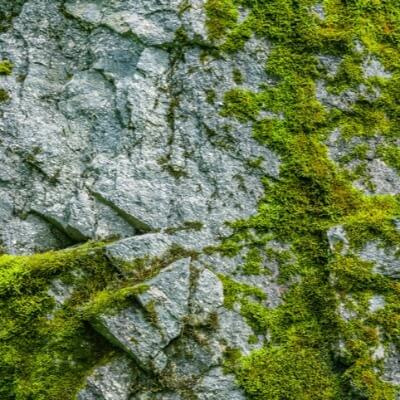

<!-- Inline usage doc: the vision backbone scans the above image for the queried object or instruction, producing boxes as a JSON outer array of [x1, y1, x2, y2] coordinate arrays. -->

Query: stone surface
[[78, 355, 135, 400], [195, 368, 246, 400], [95, 258, 191, 372], [0, 0, 279, 255], [2, 1, 400, 399], [359, 241, 400, 278]]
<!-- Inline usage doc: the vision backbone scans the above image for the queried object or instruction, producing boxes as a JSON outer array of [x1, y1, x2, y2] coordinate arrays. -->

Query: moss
[[233, 68, 244, 84], [0, 238, 199, 399], [242, 248, 263, 275], [0, 60, 13, 75], [157, 155, 189, 179], [234, 346, 342, 400], [0, 1, 27, 32], [219, 274, 266, 309], [377, 144, 400, 173], [0, 88, 10, 102], [205, 89, 217, 104], [206, 0, 400, 397], [246, 156, 264, 169], [205, 0, 238, 41], [221, 88, 260, 122], [0, 242, 117, 400]]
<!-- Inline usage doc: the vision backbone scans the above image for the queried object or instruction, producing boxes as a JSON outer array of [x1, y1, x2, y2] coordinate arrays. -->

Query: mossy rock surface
[[206, 0, 400, 398], [1, 0, 400, 399]]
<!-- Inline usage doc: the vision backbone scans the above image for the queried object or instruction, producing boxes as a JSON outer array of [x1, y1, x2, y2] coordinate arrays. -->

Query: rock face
[[0, 0, 278, 255], [1, 1, 400, 400]]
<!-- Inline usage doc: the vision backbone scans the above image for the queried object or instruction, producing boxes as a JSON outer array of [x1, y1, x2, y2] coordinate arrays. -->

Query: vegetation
[[1, 1, 400, 399], [0, 241, 195, 399], [206, 0, 400, 398], [0, 60, 13, 75]]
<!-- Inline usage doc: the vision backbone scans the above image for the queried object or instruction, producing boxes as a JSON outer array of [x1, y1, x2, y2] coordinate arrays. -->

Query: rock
[[78, 355, 135, 400], [359, 241, 400, 278], [369, 295, 385, 313], [3, 1, 400, 399], [47, 278, 74, 307], [95, 305, 167, 372], [194, 368, 246, 400], [105, 234, 173, 264], [217, 309, 262, 355], [0, 0, 279, 254], [364, 159, 400, 195], [94, 258, 191, 371], [383, 345, 400, 386], [136, 258, 191, 342], [190, 267, 224, 324], [327, 225, 349, 254], [363, 57, 392, 79]]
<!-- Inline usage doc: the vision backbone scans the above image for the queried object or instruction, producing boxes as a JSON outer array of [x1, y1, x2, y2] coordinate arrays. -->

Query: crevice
[[31, 209, 88, 244], [90, 189, 153, 234]]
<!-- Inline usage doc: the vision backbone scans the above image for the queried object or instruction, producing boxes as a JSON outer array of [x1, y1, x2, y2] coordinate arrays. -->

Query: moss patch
[[0, 60, 13, 75], [207, 0, 400, 398], [0, 240, 194, 399]]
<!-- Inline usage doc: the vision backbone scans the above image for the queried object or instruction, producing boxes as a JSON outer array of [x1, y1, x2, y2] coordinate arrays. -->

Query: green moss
[[234, 346, 341, 400], [205, 89, 217, 104], [206, 0, 400, 398], [221, 88, 260, 121], [0, 88, 10, 102], [0, 60, 13, 75], [242, 248, 263, 275], [233, 68, 244, 84], [0, 1, 27, 32], [205, 0, 238, 40], [377, 144, 400, 173], [219, 274, 266, 309], [0, 242, 117, 399], [0, 239, 199, 399]]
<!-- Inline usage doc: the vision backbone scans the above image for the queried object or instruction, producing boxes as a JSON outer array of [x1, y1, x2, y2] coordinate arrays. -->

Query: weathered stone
[[190, 267, 224, 323], [78, 355, 135, 400], [136, 258, 191, 342], [194, 368, 247, 400], [0, 0, 279, 254], [95, 305, 167, 372], [327, 225, 349, 254], [359, 241, 400, 278]]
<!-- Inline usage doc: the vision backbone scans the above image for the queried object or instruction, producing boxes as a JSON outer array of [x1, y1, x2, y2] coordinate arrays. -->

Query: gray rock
[[47, 278, 74, 307], [194, 368, 246, 400], [106, 234, 173, 264], [383, 345, 400, 386], [190, 267, 224, 323], [136, 258, 191, 342], [217, 309, 262, 355], [327, 225, 349, 254], [326, 129, 400, 196], [359, 241, 400, 278], [363, 57, 392, 79], [78, 355, 135, 400], [95, 305, 168, 372], [312, 4, 325, 20], [365, 159, 400, 195], [95, 258, 191, 371], [369, 295, 385, 313]]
